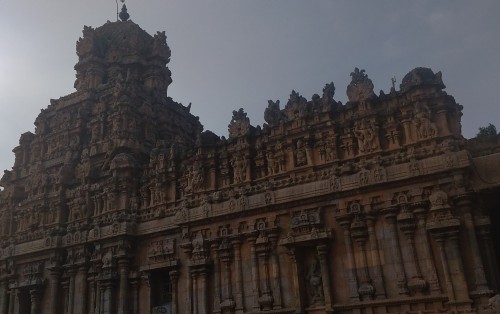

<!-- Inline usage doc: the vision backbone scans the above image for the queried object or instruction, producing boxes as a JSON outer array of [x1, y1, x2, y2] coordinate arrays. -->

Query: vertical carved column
[[117, 259, 129, 314], [435, 107, 451, 136], [247, 236, 260, 311], [401, 116, 414, 144], [337, 217, 360, 301], [185, 270, 192, 314], [129, 277, 139, 314], [256, 235, 273, 311], [169, 271, 178, 314], [218, 239, 235, 312], [0, 280, 7, 314], [87, 275, 96, 314], [48, 268, 62, 314], [365, 216, 386, 299], [94, 279, 101, 314], [231, 239, 244, 312], [99, 282, 105, 314], [413, 205, 441, 293], [317, 245, 332, 310], [268, 233, 282, 310], [101, 281, 114, 314], [30, 288, 41, 314], [350, 216, 374, 300], [211, 243, 221, 314], [397, 207, 427, 295], [447, 233, 471, 306], [198, 268, 209, 314], [454, 195, 491, 294], [7, 288, 16, 314], [74, 265, 88, 314], [288, 248, 304, 311], [191, 272, 198, 314], [436, 236, 455, 301], [140, 272, 151, 314], [427, 189, 471, 311], [98, 263, 117, 314], [67, 267, 77, 314], [383, 207, 408, 295], [478, 227, 500, 292]]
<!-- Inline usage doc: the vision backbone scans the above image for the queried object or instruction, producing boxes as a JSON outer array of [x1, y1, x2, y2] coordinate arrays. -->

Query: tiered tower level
[[1, 15, 500, 314]]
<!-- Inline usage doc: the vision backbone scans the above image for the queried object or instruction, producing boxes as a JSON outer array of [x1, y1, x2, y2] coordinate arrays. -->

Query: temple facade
[[1, 9, 500, 314]]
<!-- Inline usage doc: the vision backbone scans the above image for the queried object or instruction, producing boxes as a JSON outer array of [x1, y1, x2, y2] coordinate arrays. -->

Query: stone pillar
[[185, 270, 192, 314], [288, 248, 304, 311], [397, 208, 427, 295], [117, 259, 129, 314], [0, 280, 7, 314], [67, 267, 77, 314], [256, 241, 273, 311], [99, 282, 105, 314], [414, 206, 441, 293], [211, 244, 221, 314], [74, 265, 88, 314], [218, 239, 235, 313], [198, 269, 209, 314], [232, 239, 244, 313], [129, 277, 139, 314], [317, 245, 333, 311], [140, 273, 151, 314], [435, 107, 451, 136], [350, 217, 374, 301], [455, 195, 491, 294], [269, 233, 282, 310], [479, 227, 500, 292], [87, 275, 96, 314], [30, 288, 41, 314], [366, 216, 386, 299], [401, 117, 414, 144], [191, 272, 198, 314], [7, 288, 16, 314], [383, 207, 408, 295], [169, 271, 178, 314], [338, 217, 360, 301], [248, 237, 260, 311], [101, 281, 114, 314], [61, 280, 69, 314], [94, 279, 101, 314], [447, 233, 471, 308], [436, 236, 455, 301]]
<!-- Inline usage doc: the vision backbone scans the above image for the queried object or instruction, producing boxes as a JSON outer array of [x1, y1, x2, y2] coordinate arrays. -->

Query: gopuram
[[1, 6, 500, 314]]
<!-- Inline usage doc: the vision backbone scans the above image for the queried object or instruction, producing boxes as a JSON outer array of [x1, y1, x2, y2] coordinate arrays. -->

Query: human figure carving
[[231, 154, 248, 183], [307, 259, 324, 305], [414, 104, 437, 140], [295, 139, 307, 167], [354, 119, 379, 153]]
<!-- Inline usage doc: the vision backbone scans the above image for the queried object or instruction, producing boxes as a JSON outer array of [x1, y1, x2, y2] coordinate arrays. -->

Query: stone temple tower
[[1, 5, 500, 314], [0, 10, 203, 314]]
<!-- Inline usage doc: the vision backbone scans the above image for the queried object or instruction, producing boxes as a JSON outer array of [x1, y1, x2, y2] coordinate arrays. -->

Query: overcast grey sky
[[1, 1, 500, 172]]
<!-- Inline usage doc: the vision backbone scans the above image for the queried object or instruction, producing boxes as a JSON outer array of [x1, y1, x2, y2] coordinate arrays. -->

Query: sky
[[1, 1, 499, 172]]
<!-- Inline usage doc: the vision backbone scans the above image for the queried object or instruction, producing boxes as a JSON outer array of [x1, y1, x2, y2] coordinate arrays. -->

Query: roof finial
[[119, 5, 130, 21], [116, 0, 128, 22]]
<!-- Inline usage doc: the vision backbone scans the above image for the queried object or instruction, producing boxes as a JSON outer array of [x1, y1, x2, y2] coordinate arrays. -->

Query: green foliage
[[477, 123, 498, 138]]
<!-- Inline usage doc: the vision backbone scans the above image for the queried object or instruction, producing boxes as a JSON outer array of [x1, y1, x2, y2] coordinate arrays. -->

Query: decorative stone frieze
[[0, 10, 498, 314]]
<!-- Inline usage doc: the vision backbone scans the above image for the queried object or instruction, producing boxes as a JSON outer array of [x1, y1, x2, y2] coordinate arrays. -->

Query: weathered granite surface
[[0, 10, 499, 314]]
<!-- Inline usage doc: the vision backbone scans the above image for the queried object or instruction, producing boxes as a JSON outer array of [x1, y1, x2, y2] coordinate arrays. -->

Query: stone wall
[[0, 15, 499, 314]]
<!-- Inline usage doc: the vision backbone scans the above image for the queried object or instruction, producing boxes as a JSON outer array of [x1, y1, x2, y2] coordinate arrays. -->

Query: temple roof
[[74, 19, 172, 93]]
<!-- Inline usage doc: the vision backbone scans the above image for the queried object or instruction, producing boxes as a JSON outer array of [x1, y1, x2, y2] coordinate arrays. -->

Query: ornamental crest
[[228, 108, 251, 139], [346, 68, 375, 102]]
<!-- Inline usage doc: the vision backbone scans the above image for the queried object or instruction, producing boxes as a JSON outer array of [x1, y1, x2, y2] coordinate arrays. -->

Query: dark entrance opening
[[151, 269, 172, 314]]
